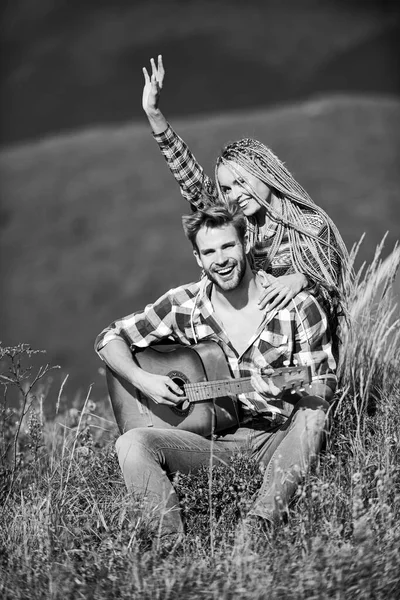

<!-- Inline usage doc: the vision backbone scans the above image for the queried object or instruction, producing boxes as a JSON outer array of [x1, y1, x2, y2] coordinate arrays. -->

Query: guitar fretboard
[[184, 366, 310, 403]]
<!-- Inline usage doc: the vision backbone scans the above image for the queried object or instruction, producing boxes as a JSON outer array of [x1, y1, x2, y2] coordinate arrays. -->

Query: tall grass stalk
[[60, 383, 94, 504], [339, 238, 400, 407]]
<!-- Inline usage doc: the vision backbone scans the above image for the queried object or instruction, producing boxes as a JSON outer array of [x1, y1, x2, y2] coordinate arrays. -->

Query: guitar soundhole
[[168, 371, 194, 416]]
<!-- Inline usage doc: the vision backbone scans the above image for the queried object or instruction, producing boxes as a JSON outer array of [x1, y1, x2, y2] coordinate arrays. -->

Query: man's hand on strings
[[258, 272, 308, 312], [142, 55, 165, 114], [251, 370, 281, 398], [135, 370, 186, 406]]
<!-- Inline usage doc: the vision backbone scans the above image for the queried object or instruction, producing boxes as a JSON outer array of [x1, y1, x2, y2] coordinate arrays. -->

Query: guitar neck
[[184, 366, 311, 403]]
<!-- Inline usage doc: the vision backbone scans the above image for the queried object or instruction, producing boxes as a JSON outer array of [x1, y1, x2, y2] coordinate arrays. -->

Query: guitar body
[[106, 341, 241, 437]]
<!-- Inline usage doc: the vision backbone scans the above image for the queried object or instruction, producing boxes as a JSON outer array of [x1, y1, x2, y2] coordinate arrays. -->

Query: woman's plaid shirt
[[95, 277, 336, 422]]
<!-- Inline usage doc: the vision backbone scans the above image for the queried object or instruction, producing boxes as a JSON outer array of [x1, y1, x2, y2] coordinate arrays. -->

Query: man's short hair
[[182, 200, 247, 250]]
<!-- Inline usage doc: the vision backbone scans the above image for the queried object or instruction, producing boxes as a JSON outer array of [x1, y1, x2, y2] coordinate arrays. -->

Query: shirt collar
[[194, 274, 278, 359]]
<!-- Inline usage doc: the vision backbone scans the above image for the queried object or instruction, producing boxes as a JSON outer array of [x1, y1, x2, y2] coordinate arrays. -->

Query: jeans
[[116, 395, 330, 536]]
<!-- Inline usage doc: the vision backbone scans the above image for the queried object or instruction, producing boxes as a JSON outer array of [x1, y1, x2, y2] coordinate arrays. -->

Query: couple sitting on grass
[[95, 56, 349, 545]]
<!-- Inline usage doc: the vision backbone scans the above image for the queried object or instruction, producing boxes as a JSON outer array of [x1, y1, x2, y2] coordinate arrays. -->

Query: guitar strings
[[184, 369, 307, 401]]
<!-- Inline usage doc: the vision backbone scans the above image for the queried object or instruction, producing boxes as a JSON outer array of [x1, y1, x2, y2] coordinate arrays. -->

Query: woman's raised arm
[[142, 55, 217, 208]]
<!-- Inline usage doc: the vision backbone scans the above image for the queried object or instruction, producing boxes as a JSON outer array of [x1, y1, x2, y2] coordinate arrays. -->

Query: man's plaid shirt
[[95, 276, 336, 423]]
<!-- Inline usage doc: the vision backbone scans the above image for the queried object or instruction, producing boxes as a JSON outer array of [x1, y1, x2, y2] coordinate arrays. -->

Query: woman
[[142, 56, 349, 357]]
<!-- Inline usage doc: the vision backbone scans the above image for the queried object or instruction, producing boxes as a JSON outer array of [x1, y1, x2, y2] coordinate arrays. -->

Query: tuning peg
[[283, 360, 290, 367], [292, 359, 298, 366], [290, 388, 297, 395]]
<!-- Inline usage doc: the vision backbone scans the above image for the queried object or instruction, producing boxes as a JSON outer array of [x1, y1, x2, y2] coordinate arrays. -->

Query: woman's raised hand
[[142, 55, 165, 115]]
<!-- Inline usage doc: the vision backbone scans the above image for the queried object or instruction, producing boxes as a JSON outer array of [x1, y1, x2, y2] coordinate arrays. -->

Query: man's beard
[[204, 256, 247, 292]]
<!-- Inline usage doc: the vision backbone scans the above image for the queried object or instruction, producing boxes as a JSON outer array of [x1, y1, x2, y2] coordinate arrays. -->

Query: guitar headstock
[[270, 364, 312, 393]]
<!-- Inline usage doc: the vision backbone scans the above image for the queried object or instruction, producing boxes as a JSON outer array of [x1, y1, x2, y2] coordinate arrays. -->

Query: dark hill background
[[0, 0, 399, 401], [1, 0, 399, 144]]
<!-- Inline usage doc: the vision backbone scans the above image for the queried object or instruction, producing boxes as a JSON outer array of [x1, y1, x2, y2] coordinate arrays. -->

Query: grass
[[1, 239, 399, 599], [0, 94, 399, 395]]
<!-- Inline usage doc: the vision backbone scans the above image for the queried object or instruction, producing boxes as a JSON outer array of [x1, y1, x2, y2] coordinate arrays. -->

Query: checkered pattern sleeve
[[153, 124, 218, 208], [95, 290, 179, 355], [291, 294, 337, 395]]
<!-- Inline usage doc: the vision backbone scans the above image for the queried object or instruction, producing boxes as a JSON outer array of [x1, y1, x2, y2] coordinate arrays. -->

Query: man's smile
[[214, 263, 236, 278]]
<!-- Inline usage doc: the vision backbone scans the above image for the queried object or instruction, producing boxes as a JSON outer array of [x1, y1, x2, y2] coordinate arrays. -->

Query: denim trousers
[[116, 395, 330, 536]]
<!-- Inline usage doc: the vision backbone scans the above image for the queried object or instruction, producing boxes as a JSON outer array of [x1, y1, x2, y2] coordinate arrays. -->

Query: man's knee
[[294, 395, 330, 414], [116, 428, 156, 469], [290, 395, 332, 442]]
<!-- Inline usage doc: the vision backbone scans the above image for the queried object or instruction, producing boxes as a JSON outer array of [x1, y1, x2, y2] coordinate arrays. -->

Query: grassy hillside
[[0, 94, 399, 396]]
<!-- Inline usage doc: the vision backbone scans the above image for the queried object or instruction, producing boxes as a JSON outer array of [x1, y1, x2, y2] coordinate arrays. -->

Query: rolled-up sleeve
[[95, 291, 175, 358]]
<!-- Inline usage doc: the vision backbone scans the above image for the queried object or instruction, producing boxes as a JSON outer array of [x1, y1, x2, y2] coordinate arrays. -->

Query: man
[[95, 202, 336, 541]]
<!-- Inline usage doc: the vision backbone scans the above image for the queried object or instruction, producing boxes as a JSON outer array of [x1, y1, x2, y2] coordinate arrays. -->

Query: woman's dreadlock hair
[[215, 138, 350, 348]]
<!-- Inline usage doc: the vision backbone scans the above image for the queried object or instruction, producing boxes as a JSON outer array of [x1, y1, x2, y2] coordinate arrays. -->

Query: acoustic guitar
[[107, 340, 312, 437]]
